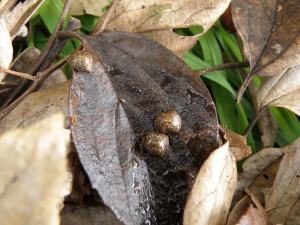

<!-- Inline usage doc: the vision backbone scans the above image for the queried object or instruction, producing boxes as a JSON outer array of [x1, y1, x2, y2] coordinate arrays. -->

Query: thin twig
[[0, 67, 35, 80], [29, 0, 72, 74], [197, 61, 250, 76], [91, 0, 119, 35], [236, 73, 253, 103], [0, 55, 70, 121], [57, 31, 93, 52], [0, 0, 72, 110], [0, 81, 17, 87], [38, 18, 82, 71], [243, 106, 268, 137]]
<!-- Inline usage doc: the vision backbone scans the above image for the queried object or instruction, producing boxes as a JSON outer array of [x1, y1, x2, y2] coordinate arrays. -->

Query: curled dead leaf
[[257, 64, 300, 116], [265, 137, 300, 224], [232, 147, 285, 206], [222, 126, 252, 161], [183, 141, 237, 225]]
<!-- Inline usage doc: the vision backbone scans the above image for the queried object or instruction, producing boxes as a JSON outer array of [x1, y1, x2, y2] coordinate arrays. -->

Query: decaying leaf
[[227, 196, 252, 225], [183, 141, 237, 225], [69, 31, 219, 224], [222, 126, 252, 161], [257, 64, 300, 116], [0, 19, 13, 82], [265, 137, 300, 224], [99, 0, 231, 55], [0, 113, 67, 225], [236, 204, 268, 225], [2, 0, 45, 38], [232, 0, 300, 77], [0, 81, 70, 134], [232, 147, 284, 206], [232, 0, 300, 101], [69, 0, 109, 16]]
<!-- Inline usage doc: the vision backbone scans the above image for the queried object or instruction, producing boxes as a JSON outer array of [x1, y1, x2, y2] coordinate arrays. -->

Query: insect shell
[[68, 50, 93, 73], [142, 132, 169, 157], [154, 110, 182, 134]]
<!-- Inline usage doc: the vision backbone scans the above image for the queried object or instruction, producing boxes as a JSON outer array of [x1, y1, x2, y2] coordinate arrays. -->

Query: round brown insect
[[68, 50, 93, 73], [142, 132, 169, 157], [154, 110, 182, 134]]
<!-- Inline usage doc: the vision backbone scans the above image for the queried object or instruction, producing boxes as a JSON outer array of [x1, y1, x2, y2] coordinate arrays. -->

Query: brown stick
[[243, 105, 268, 137], [91, 0, 119, 35], [0, 55, 70, 120], [197, 61, 250, 76], [0, 67, 35, 80], [0, 0, 72, 110]]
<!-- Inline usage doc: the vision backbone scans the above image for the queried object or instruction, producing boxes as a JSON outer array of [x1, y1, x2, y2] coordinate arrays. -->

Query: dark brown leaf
[[232, 0, 300, 100], [69, 31, 219, 225]]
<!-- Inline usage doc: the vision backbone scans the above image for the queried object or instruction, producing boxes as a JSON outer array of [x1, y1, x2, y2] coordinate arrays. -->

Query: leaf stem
[[91, 0, 119, 35], [236, 73, 253, 103], [0, 67, 35, 80], [197, 61, 250, 76], [0, 55, 70, 121], [243, 105, 268, 137]]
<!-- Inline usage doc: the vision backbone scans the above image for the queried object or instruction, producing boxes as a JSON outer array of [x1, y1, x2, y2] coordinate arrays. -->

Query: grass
[[28, 0, 300, 155]]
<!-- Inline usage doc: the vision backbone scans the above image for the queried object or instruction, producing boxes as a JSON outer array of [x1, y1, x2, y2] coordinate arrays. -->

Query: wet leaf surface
[[257, 64, 300, 116], [232, 0, 300, 77], [69, 31, 219, 224], [183, 141, 237, 225], [0, 114, 67, 225]]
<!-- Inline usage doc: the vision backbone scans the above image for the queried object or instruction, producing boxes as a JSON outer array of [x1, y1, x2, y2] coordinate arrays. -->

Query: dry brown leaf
[[3, 0, 45, 38], [103, 0, 231, 55], [0, 19, 13, 82], [0, 81, 70, 134], [257, 64, 300, 116], [232, 0, 300, 77], [248, 82, 278, 148], [183, 141, 237, 225], [0, 114, 67, 225], [236, 204, 267, 225], [265, 137, 300, 224], [233, 148, 284, 206], [69, 0, 109, 16], [61, 205, 123, 225], [222, 126, 252, 161], [227, 195, 252, 225]]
